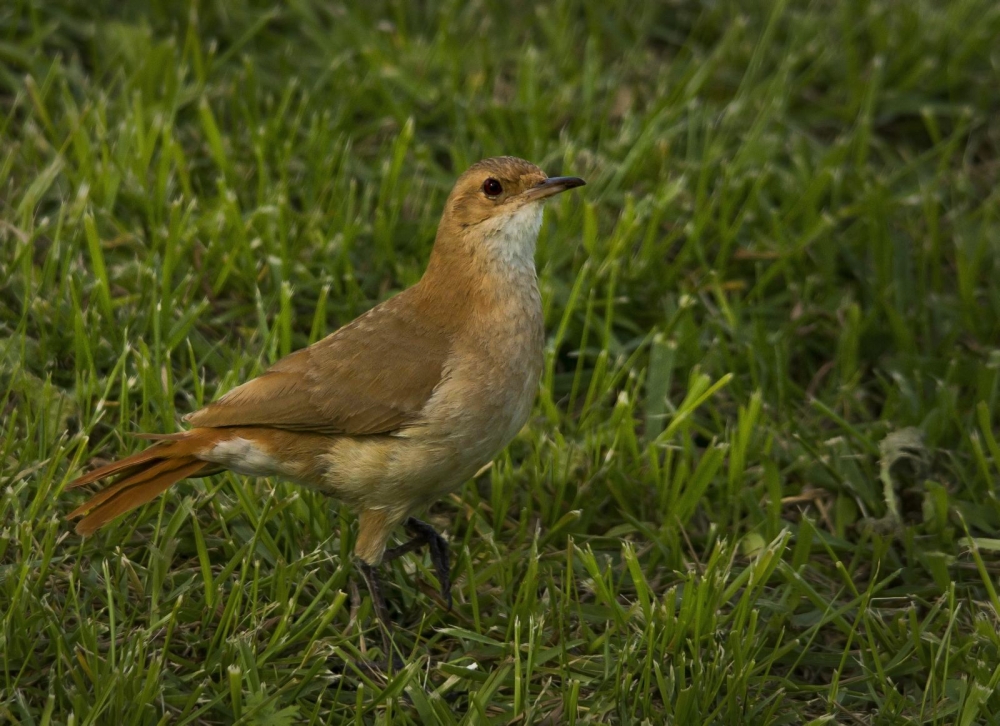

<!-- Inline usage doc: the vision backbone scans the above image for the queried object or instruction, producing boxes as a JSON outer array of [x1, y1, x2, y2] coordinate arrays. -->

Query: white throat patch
[[479, 203, 543, 275]]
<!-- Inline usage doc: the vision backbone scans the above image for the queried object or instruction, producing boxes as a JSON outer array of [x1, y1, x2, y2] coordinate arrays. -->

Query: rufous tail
[[66, 429, 225, 536]]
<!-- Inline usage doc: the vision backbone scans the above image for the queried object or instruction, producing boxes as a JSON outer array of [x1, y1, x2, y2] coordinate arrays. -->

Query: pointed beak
[[521, 176, 586, 203]]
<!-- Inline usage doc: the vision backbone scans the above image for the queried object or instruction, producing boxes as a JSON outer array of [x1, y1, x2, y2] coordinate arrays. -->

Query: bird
[[65, 156, 585, 658]]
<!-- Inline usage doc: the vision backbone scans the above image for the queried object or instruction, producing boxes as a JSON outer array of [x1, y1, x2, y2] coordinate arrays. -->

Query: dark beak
[[522, 176, 586, 202]]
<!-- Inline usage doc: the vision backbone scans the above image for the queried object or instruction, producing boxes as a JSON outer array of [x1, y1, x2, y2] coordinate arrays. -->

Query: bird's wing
[[184, 289, 450, 435]]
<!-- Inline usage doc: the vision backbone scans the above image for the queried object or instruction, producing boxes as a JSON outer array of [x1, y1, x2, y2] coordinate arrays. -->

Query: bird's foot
[[383, 517, 452, 610]]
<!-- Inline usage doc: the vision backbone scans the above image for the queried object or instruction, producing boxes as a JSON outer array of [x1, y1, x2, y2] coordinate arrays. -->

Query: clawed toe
[[426, 531, 452, 610], [384, 517, 453, 611]]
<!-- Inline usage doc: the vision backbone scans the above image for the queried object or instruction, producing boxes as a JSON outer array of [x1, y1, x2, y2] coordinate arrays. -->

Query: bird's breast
[[419, 287, 544, 453]]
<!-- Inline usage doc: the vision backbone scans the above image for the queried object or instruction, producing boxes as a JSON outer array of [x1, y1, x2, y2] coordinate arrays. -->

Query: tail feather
[[133, 432, 196, 442], [73, 459, 211, 536], [68, 456, 203, 519], [67, 429, 225, 536], [66, 444, 172, 489]]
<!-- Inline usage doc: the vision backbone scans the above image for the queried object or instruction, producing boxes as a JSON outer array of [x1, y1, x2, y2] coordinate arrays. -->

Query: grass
[[2, 0, 1000, 722]]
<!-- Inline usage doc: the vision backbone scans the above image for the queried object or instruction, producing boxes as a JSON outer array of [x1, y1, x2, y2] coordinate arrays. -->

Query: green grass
[[3, 0, 1000, 722]]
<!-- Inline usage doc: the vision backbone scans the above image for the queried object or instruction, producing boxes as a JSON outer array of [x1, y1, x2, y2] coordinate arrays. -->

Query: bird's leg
[[354, 558, 395, 661], [382, 517, 452, 610]]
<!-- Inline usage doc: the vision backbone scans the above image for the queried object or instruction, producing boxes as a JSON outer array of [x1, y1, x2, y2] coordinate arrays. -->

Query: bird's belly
[[319, 358, 540, 513], [319, 435, 478, 514]]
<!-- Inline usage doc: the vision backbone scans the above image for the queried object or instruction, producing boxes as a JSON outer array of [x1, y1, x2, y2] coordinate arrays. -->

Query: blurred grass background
[[2, 0, 1000, 723]]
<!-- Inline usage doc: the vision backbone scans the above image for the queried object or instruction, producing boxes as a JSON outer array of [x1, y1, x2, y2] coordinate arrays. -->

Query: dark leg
[[383, 517, 452, 610], [355, 558, 395, 661]]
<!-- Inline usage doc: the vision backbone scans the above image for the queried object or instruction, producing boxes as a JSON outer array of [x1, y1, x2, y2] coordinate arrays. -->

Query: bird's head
[[434, 156, 585, 272]]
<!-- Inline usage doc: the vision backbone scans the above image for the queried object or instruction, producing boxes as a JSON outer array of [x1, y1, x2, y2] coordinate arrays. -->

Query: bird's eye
[[482, 178, 503, 197]]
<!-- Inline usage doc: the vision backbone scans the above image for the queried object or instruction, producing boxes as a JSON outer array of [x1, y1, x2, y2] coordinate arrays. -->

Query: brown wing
[[184, 287, 451, 435]]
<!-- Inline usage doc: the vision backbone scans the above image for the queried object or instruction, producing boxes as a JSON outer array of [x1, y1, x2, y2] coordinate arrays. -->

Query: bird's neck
[[421, 205, 543, 317]]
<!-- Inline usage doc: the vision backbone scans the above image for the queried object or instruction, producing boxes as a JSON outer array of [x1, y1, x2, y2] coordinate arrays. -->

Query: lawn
[[3, 0, 1000, 723]]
